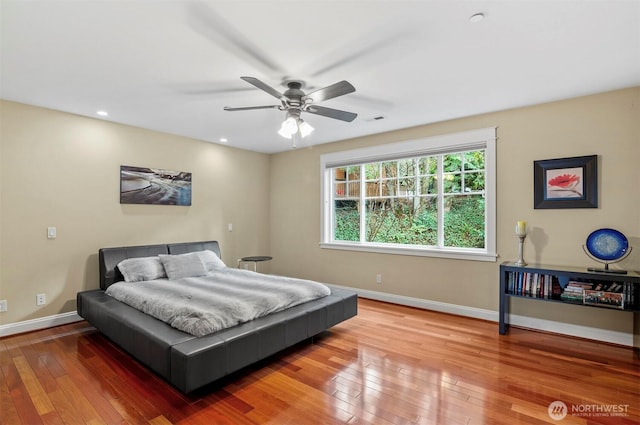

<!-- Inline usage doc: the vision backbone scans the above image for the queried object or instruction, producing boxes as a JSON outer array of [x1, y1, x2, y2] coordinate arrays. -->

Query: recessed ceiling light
[[469, 13, 484, 23], [219, 138, 228, 143], [96, 110, 109, 117]]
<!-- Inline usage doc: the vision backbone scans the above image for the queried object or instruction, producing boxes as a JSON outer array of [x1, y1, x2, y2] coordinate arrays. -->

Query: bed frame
[[76, 241, 358, 393]]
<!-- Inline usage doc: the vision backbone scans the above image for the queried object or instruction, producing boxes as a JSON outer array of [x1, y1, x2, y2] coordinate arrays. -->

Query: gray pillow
[[117, 256, 167, 282], [195, 250, 226, 272], [159, 252, 208, 280]]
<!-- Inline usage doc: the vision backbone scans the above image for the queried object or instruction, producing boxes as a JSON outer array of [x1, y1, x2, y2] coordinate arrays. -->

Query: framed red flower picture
[[533, 155, 598, 209]]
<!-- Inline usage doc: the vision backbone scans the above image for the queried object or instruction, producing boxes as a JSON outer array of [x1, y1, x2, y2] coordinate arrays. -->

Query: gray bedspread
[[105, 267, 331, 336]]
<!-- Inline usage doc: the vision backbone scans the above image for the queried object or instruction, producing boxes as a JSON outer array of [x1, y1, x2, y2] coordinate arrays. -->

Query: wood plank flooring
[[1, 298, 639, 424]]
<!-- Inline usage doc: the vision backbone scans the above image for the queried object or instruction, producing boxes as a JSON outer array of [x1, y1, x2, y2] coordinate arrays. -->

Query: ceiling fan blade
[[241, 77, 285, 100], [305, 105, 357, 122], [181, 85, 256, 95], [308, 31, 409, 78], [303, 81, 355, 103], [224, 105, 281, 111], [187, 3, 285, 75]]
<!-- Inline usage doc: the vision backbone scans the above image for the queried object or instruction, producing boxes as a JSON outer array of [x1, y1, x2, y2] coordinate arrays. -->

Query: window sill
[[319, 241, 497, 262]]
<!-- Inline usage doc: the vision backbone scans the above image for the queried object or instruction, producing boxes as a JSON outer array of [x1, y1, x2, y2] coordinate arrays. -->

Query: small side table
[[237, 256, 272, 272]]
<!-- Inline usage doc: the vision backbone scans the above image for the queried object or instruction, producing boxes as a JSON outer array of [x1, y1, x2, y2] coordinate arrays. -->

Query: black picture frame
[[533, 155, 598, 209]]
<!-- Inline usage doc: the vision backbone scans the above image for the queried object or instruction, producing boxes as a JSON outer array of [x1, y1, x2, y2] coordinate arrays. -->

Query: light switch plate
[[47, 227, 56, 239]]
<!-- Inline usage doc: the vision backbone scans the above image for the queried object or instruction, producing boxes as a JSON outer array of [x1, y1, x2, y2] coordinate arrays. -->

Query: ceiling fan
[[224, 77, 358, 140]]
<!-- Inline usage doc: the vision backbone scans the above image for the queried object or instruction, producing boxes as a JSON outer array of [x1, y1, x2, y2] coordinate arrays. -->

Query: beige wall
[[269, 87, 640, 335], [1, 88, 638, 337], [0, 100, 271, 325]]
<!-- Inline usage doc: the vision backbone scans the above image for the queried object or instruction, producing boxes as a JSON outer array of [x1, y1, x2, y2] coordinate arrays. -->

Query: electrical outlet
[[36, 293, 46, 306], [376, 274, 382, 284], [0, 300, 7, 312]]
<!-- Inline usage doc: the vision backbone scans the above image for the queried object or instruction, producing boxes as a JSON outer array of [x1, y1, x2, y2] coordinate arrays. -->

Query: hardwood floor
[[1, 298, 639, 425]]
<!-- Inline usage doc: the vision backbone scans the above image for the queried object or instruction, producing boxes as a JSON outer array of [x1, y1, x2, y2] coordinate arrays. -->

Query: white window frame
[[320, 127, 497, 262]]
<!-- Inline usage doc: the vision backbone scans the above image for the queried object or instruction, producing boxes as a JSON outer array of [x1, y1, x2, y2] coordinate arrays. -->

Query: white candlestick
[[515, 221, 528, 265], [515, 235, 527, 266]]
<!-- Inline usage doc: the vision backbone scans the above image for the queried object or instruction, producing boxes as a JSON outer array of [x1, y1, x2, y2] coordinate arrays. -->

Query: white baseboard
[[0, 311, 83, 338], [506, 313, 632, 346], [329, 284, 633, 347], [1, 288, 633, 347]]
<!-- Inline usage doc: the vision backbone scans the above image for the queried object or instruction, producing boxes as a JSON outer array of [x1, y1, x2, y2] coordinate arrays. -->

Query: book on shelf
[[583, 290, 624, 309], [622, 282, 637, 309], [506, 271, 558, 299], [561, 281, 589, 302], [559, 280, 631, 307]]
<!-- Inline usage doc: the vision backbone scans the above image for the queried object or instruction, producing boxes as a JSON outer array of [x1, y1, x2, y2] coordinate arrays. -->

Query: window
[[320, 127, 496, 261]]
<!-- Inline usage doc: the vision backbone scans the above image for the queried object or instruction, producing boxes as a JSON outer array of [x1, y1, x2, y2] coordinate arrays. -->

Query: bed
[[76, 240, 358, 393]]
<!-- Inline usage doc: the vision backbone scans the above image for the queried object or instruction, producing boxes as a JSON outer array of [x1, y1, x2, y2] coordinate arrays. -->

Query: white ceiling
[[2, 1, 639, 154]]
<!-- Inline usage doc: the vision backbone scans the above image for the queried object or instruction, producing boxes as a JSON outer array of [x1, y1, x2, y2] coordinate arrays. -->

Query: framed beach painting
[[533, 155, 597, 209], [120, 165, 192, 206]]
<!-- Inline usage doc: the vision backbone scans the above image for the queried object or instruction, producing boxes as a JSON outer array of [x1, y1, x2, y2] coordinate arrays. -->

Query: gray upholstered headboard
[[98, 241, 221, 290]]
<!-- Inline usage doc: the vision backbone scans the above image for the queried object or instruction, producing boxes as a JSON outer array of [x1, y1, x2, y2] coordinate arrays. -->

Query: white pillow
[[117, 256, 167, 282], [159, 252, 208, 280], [195, 250, 226, 272]]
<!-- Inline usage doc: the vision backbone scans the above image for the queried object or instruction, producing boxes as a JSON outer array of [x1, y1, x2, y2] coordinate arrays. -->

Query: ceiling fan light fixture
[[298, 120, 314, 138], [278, 116, 297, 139], [226, 77, 357, 144]]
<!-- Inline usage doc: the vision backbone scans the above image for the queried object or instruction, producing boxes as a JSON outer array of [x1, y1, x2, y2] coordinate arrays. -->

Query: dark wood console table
[[499, 261, 640, 351]]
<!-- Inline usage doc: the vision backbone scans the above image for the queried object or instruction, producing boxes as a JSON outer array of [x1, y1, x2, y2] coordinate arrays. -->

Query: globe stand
[[582, 245, 631, 274]]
